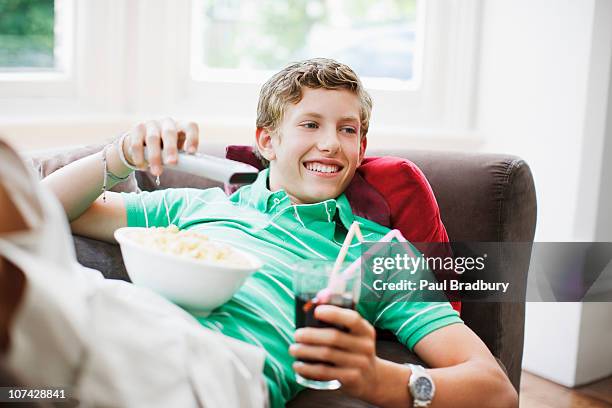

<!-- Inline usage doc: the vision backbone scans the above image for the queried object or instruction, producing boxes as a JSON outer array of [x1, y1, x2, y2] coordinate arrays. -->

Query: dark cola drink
[[294, 292, 356, 365]]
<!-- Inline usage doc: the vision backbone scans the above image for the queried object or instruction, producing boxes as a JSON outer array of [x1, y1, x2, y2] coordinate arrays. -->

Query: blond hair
[[257, 57, 372, 137]]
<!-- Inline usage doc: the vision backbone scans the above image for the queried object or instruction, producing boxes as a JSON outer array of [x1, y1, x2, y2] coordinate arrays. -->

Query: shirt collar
[[247, 168, 355, 231]]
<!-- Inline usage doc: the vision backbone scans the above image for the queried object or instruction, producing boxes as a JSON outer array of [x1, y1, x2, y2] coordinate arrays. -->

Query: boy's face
[[257, 87, 367, 204]]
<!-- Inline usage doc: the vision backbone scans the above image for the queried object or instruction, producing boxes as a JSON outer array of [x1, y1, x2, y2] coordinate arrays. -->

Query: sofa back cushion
[[26, 143, 138, 193]]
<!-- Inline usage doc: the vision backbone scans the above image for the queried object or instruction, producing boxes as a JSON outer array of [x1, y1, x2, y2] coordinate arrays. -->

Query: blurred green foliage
[[0, 0, 54, 68], [200, 0, 416, 71]]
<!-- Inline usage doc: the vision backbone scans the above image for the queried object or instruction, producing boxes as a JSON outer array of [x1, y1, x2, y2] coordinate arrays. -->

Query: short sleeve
[[121, 188, 198, 228], [372, 301, 462, 351]]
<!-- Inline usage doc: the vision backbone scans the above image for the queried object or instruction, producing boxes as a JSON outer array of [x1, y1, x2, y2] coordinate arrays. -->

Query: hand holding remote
[[120, 118, 199, 176], [120, 118, 259, 184]]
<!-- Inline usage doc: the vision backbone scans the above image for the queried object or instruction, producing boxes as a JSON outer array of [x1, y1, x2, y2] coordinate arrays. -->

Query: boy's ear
[[255, 128, 277, 162], [358, 136, 368, 165]]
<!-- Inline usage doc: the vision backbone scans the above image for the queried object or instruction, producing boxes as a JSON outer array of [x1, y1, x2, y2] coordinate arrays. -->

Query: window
[[184, 0, 480, 136], [0, 0, 75, 114], [0, 0, 54, 70], [191, 0, 420, 85], [0, 0, 481, 143], [0, 0, 72, 74]]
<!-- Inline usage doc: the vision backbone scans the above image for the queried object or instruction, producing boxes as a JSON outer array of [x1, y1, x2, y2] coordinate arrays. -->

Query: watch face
[[413, 376, 433, 400]]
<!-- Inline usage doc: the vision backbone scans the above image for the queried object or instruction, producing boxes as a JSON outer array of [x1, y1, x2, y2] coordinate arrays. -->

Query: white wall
[[595, 62, 612, 243], [475, 0, 612, 386], [477, 0, 593, 242], [572, 0, 612, 386]]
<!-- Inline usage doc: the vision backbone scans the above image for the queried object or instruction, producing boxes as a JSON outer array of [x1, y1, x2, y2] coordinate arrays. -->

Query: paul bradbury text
[[372, 279, 510, 294]]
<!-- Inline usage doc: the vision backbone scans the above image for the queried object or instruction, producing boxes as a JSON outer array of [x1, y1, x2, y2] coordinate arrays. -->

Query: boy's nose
[[317, 130, 341, 154]]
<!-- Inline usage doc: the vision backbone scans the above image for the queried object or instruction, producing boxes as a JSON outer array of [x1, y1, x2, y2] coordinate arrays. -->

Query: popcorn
[[127, 225, 250, 267]]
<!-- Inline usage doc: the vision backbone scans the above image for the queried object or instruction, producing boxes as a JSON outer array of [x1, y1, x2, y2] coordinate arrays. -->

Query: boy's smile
[[257, 87, 367, 204]]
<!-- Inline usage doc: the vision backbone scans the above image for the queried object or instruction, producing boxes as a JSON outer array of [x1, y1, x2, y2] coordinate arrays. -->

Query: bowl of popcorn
[[114, 225, 262, 313]]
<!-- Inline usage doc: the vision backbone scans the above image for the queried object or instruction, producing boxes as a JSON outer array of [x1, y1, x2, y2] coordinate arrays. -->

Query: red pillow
[[357, 157, 449, 242], [226, 146, 461, 314]]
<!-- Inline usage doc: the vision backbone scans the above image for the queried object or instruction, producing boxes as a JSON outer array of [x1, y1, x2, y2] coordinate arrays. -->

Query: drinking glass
[[293, 259, 360, 390]]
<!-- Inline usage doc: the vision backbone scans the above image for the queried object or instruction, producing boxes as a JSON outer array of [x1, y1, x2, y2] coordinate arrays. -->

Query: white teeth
[[305, 162, 340, 173], [324, 165, 337, 173]]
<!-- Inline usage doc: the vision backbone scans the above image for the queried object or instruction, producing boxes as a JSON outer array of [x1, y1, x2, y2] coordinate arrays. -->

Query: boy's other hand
[[290, 305, 382, 400], [122, 118, 199, 177]]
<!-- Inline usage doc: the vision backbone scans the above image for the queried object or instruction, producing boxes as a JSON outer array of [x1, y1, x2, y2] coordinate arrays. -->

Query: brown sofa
[[26, 142, 537, 407]]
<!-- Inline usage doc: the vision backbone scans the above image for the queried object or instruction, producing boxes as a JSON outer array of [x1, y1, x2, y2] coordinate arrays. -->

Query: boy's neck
[[266, 169, 301, 204]]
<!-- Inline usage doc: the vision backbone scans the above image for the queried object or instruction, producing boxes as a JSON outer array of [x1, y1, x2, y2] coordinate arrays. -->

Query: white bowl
[[114, 227, 262, 313]]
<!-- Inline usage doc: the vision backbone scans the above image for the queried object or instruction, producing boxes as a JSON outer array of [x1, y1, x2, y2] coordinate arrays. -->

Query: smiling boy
[[255, 65, 370, 204], [44, 58, 517, 407]]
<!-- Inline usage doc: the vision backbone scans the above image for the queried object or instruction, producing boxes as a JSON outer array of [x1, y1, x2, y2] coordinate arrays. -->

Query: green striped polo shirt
[[122, 168, 462, 408]]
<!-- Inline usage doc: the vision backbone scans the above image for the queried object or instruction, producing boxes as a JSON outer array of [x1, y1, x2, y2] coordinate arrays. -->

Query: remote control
[[144, 151, 260, 184]]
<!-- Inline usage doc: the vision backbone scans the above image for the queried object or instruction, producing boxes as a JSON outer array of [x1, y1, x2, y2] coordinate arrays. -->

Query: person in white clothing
[[0, 139, 268, 408]]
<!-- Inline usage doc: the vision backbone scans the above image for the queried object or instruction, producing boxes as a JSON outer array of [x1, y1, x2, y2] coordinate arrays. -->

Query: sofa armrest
[[373, 149, 537, 392], [456, 158, 536, 392]]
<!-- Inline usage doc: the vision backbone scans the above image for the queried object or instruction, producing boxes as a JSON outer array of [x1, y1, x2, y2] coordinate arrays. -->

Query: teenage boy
[[43, 58, 517, 408]]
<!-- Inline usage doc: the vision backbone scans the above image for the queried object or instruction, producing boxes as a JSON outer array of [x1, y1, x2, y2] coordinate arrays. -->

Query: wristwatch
[[407, 363, 435, 407]]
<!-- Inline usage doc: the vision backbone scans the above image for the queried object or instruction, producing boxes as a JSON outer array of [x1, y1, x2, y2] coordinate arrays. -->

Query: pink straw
[[315, 229, 410, 303]]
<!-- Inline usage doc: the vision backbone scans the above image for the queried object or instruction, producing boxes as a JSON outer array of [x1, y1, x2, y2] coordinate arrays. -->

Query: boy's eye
[[301, 122, 318, 129], [340, 127, 357, 134]]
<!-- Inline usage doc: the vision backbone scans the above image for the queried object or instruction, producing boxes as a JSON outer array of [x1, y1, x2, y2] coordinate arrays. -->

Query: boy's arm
[[291, 306, 518, 408], [42, 145, 132, 225], [42, 147, 129, 242], [69, 193, 127, 243], [42, 118, 199, 243]]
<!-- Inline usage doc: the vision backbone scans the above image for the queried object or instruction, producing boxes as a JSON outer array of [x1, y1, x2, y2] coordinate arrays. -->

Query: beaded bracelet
[[117, 132, 139, 171], [115, 132, 160, 186], [101, 143, 131, 202]]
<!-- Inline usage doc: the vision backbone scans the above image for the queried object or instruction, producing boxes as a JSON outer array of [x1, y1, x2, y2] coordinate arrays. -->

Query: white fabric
[[0, 141, 267, 408]]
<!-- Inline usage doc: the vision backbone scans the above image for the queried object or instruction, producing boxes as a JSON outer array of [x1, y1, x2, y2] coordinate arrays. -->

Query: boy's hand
[[122, 118, 200, 177], [290, 305, 382, 400]]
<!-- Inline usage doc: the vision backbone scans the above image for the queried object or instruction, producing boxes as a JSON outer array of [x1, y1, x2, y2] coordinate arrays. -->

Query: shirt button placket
[[270, 197, 281, 211]]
